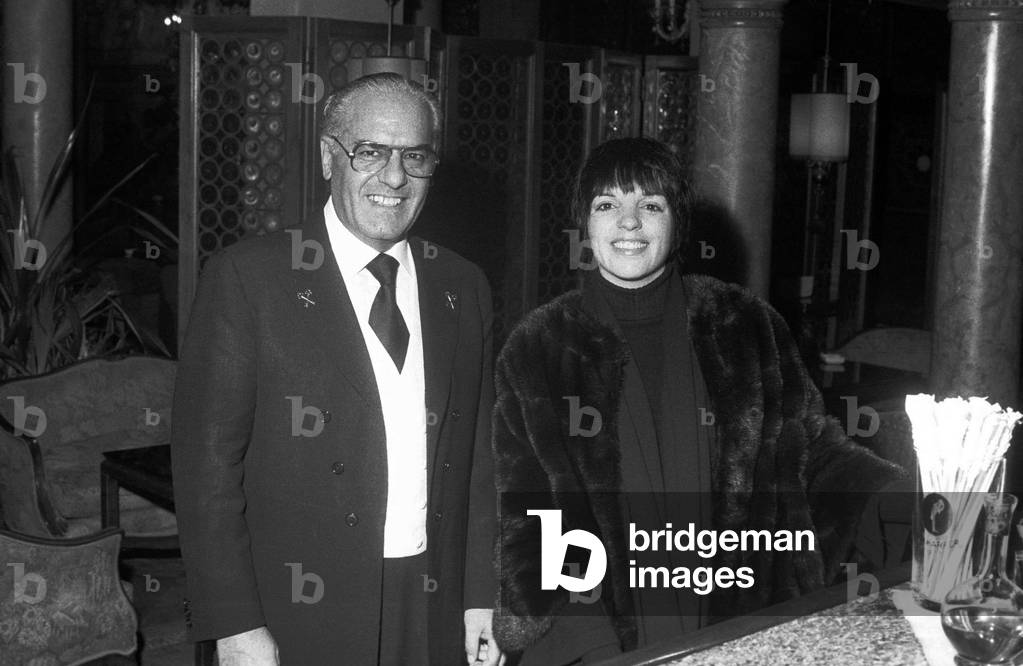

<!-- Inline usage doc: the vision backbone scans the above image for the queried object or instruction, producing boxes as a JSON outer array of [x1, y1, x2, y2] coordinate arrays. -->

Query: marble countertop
[[671, 588, 929, 666], [597, 565, 954, 666]]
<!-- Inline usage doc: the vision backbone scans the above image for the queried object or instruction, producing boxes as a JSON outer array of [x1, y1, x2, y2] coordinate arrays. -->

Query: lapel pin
[[445, 291, 458, 310], [298, 289, 316, 308]]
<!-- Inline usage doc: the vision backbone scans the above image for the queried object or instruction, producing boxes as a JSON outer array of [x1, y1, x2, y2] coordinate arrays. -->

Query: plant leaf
[[29, 76, 96, 237], [112, 197, 178, 244], [77, 153, 158, 225]]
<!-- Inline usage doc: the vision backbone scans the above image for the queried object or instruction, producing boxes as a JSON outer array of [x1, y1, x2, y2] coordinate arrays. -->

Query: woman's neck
[[592, 262, 675, 322]]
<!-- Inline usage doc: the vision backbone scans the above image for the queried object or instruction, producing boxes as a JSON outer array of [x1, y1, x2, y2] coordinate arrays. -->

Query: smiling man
[[172, 73, 502, 665]]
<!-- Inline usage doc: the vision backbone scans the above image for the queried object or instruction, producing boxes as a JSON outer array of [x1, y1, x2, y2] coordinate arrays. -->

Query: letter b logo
[[8, 396, 46, 438], [564, 230, 596, 271], [285, 62, 324, 104], [842, 396, 879, 438], [8, 231, 47, 270], [527, 509, 607, 593], [286, 396, 324, 437], [285, 563, 324, 604], [7, 63, 47, 104], [842, 230, 879, 270], [287, 230, 324, 270], [564, 397, 602, 437], [562, 63, 602, 104], [843, 562, 879, 601], [8, 563, 46, 604]]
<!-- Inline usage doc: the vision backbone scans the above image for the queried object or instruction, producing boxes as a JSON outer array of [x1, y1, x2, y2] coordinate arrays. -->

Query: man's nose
[[377, 149, 408, 189]]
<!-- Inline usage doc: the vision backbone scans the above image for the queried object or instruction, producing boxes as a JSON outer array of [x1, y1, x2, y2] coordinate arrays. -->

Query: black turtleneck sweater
[[592, 264, 674, 430], [588, 262, 710, 639]]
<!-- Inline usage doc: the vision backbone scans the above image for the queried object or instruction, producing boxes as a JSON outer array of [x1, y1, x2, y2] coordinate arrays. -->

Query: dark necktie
[[366, 253, 409, 372]]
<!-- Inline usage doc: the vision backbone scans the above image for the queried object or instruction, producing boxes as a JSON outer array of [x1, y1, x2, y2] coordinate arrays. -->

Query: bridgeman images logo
[[528, 509, 608, 593], [528, 509, 818, 596]]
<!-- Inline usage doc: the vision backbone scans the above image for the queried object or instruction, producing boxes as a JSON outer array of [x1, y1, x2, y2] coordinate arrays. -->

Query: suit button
[[331, 461, 344, 474], [345, 512, 359, 526], [434, 512, 442, 521], [449, 409, 461, 419], [321, 409, 332, 423], [443, 462, 451, 471]]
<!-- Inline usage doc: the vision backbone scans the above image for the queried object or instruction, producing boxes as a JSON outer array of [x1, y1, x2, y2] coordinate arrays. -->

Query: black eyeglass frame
[[328, 136, 440, 178]]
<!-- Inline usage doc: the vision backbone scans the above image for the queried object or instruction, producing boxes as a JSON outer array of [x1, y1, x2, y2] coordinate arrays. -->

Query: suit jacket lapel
[[299, 210, 378, 407], [411, 237, 459, 488]]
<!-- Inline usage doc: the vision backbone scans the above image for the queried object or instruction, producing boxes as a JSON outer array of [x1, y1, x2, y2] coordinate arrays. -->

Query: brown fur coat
[[492, 274, 905, 653]]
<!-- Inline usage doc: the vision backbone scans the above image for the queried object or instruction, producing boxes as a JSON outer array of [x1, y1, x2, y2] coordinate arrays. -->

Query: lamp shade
[[346, 56, 427, 85], [789, 94, 812, 159], [789, 92, 850, 162]]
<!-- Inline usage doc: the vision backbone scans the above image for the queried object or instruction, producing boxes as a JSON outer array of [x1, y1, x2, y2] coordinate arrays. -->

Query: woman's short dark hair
[[572, 137, 692, 257]]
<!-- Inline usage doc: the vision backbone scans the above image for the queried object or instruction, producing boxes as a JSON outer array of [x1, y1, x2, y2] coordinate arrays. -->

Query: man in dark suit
[[171, 73, 503, 665]]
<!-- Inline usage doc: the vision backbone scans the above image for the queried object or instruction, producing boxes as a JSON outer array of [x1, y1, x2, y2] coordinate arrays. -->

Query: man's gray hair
[[321, 72, 442, 148]]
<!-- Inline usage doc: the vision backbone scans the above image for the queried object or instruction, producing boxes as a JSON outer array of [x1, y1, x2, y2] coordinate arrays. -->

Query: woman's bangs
[[588, 161, 668, 202]]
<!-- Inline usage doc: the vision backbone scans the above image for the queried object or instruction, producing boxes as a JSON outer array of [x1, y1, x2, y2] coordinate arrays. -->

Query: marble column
[[931, 1, 1023, 407], [2, 0, 73, 252], [692, 0, 788, 298]]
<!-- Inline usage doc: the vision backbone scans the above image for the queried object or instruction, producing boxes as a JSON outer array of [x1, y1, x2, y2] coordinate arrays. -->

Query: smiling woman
[[491, 137, 906, 665], [575, 137, 691, 288], [586, 186, 674, 288]]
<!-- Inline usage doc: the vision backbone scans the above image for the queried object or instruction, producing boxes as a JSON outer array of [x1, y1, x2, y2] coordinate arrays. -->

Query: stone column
[[2, 0, 73, 252], [931, 1, 1023, 407], [692, 0, 788, 298]]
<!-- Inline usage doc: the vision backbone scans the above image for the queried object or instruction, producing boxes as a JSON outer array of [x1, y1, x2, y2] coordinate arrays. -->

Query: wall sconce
[[789, 92, 850, 175], [788, 0, 850, 181], [651, 0, 692, 43], [788, 0, 851, 301], [347, 0, 427, 83]]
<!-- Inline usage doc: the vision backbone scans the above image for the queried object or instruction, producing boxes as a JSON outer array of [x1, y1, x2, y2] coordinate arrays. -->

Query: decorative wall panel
[[601, 54, 643, 141], [537, 48, 598, 303], [189, 27, 300, 264], [644, 55, 699, 174], [435, 38, 536, 343]]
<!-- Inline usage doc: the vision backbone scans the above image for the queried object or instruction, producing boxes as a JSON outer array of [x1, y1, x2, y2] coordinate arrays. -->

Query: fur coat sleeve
[[492, 273, 906, 654]]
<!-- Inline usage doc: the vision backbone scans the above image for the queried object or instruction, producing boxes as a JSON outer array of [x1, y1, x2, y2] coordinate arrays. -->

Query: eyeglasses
[[328, 136, 439, 178]]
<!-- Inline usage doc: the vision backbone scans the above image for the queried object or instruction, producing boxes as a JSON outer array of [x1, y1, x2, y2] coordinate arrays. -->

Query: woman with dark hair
[[491, 138, 904, 664]]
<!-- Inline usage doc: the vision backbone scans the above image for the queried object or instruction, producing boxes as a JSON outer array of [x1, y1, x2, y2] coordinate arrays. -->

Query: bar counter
[[599, 563, 936, 665]]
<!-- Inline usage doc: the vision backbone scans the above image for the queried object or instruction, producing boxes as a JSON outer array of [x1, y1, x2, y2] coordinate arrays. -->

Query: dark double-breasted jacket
[[171, 209, 496, 664]]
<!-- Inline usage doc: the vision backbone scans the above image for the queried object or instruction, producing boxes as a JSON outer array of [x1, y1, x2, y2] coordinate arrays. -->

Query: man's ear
[[319, 137, 333, 180]]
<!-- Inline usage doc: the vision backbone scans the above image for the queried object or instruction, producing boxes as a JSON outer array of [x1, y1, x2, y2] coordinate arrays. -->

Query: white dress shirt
[[323, 198, 428, 558]]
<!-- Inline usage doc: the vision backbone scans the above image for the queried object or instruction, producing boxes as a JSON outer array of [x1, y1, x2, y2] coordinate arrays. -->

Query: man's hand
[[464, 608, 505, 665], [217, 626, 280, 666]]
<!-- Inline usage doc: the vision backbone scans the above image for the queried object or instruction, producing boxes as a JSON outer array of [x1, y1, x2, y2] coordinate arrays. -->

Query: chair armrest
[[0, 526, 122, 547], [0, 417, 67, 537], [0, 525, 137, 663]]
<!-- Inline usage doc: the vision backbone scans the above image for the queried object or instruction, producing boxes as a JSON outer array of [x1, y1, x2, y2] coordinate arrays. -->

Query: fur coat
[[492, 273, 905, 654]]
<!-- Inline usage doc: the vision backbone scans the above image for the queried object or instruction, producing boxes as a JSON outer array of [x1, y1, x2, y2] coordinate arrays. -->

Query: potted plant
[[0, 91, 170, 382]]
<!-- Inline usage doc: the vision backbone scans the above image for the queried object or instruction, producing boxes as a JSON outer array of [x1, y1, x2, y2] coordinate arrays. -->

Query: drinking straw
[[906, 395, 1020, 602]]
